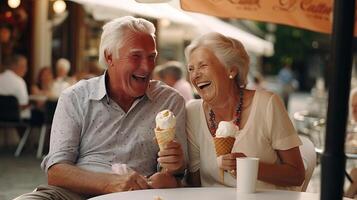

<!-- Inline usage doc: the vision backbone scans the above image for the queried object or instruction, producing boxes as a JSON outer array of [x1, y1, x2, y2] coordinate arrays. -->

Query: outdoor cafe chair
[[37, 99, 57, 159], [0, 95, 32, 157], [299, 135, 317, 192]]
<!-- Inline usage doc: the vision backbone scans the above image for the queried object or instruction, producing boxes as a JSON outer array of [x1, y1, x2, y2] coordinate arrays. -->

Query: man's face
[[107, 31, 157, 98]]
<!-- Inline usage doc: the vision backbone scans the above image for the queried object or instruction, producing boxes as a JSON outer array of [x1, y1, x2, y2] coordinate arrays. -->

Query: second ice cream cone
[[214, 137, 236, 156], [214, 137, 235, 183]]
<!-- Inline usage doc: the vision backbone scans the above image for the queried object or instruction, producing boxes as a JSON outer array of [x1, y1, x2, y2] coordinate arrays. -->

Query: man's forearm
[[47, 163, 118, 196]]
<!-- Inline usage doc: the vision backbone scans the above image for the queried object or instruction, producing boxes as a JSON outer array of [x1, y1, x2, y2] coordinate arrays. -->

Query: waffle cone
[[214, 137, 235, 183], [155, 127, 175, 150], [213, 137, 236, 156]]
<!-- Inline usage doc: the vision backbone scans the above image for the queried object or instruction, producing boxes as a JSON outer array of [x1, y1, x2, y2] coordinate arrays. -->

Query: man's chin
[[132, 89, 147, 98]]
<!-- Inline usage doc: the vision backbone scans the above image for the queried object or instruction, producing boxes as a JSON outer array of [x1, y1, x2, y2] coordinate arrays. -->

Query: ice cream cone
[[214, 136, 235, 183], [155, 127, 175, 150], [214, 137, 236, 156]]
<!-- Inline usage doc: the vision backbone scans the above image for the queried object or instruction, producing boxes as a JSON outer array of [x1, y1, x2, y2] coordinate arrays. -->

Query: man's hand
[[217, 152, 246, 171], [104, 171, 150, 193], [148, 172, 178, 189], [157, 140, 185, 174]]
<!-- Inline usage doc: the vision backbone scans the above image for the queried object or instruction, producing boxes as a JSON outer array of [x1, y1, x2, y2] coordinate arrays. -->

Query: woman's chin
[[201, 95, 215, 104]]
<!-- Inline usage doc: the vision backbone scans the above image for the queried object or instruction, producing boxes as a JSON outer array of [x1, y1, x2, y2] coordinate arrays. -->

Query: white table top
[[89, 187, 352, 200]]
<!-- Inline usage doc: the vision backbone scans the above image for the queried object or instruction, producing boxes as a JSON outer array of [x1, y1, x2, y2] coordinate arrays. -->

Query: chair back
[[0, 95, 20, 122], [44, 100, 57, 124], [299, 135, 317, 192]]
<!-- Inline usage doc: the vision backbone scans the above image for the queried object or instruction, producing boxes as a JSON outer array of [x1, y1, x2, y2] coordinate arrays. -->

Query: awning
[[189, 13, 274, 56], [69, 0, 274, 56], [179, 0, 357, 36], [70, 0, 196, 25]]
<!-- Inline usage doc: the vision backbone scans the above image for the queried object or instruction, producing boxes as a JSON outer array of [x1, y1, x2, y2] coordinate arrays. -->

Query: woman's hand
[[217, 152, 246, 171], [148, 172, 178, 189]]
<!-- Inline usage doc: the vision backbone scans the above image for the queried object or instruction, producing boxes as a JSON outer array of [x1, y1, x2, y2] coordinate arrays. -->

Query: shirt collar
[[90, 72, 157, 102], [145, 80, 158, 101], [89, 71, 110, 103]]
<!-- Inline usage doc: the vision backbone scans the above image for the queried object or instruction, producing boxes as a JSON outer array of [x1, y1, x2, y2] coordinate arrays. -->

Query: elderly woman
[[185, 32, 305, 191]]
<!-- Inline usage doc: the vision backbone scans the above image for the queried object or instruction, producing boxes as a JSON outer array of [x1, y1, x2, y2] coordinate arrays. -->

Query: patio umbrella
[[180, 1, 355, 200]]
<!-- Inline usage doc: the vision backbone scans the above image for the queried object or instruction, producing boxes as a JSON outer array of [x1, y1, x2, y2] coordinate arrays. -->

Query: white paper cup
[[236, 157, 259, 194]]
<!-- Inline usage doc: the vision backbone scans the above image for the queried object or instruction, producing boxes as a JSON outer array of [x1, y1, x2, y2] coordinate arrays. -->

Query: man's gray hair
[[185, 32, 250, 88], [98, 16, 156, 69]]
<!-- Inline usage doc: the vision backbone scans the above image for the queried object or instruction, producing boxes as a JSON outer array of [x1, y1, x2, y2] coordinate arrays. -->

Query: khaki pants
[[14, 185, 87, 200]]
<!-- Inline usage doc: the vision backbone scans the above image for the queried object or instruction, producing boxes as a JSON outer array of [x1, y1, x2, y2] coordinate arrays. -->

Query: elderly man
[[16, 16, 187, 200]]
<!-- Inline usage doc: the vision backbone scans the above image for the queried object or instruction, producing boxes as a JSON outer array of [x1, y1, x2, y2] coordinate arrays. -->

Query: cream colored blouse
[[186, 90, 302, 190]]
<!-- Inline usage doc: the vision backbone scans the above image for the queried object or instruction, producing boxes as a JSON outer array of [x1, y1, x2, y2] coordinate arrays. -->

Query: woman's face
[[40, 68, 53, 85], [187, 47, 231, 104]]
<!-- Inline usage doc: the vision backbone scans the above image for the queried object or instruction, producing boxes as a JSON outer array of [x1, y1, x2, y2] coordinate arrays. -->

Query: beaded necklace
[[208, 89, 244, 136]]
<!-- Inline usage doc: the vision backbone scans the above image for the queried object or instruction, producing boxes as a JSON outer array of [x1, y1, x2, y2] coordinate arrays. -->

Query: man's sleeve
[[41, 90, 82, 172]]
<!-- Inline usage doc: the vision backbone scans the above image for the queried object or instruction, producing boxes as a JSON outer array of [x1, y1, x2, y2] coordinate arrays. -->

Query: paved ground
[[0, 150, 46, 200], [0, 92, 355, 200]]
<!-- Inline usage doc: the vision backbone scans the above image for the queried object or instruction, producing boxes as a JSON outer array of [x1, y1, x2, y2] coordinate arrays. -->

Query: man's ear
[[105, 50, 113, 67]]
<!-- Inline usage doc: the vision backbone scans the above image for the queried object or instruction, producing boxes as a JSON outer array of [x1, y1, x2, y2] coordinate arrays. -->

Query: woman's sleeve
[[186, 101, 201, 173], [265, 93, 302, 150]]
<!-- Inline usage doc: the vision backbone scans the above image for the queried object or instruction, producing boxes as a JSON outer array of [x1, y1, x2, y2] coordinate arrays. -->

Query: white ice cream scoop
[[215, 121, 239, 138], [155, 109, 176, 130]]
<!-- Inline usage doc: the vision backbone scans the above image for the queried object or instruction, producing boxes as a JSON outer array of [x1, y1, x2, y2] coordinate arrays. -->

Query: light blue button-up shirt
[[41, 73, 187, 176]]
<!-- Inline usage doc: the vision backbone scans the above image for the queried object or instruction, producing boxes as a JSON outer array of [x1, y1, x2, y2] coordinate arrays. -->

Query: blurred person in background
[[345, 88, 357, 147], [278, 61, 298, 108], [31, 66, 55, 98], [249, 72, 266, 90], [156, 61, 194, 102], [52, 58, 74, 97], [0, 24, 12, 70], [75, 60, 104, 80], [344, 88, 357, 198], [349, 87, 357, 124], [0, 54, 30, 119]]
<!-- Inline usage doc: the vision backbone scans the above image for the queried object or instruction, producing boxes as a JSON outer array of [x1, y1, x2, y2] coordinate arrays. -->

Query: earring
[[229, 75, 233, 79]]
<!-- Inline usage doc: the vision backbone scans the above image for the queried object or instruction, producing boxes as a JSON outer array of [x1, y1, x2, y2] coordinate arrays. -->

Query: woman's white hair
[[98, 16, 156, 69], [185, 32, 250, 88], [56, 58, 71, 72]]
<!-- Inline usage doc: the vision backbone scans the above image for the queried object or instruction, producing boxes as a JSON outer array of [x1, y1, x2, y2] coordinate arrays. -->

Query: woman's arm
[[258, 147, 305, 186], [222, 147, 305, 187]]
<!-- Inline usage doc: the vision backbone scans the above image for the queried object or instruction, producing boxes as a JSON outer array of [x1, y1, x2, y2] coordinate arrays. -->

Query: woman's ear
[[105, 50, 113, 67], [228, 66, 239, 79]]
